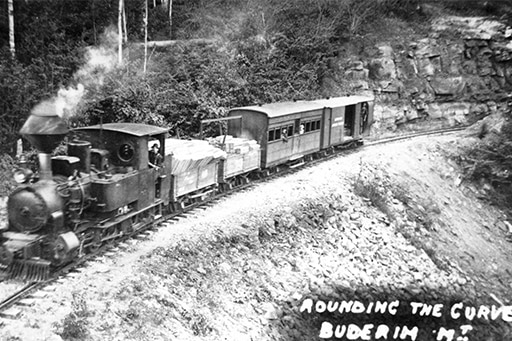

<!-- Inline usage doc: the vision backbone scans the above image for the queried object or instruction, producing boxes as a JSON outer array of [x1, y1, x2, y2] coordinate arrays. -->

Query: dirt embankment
[[2, 130, 512, 341]]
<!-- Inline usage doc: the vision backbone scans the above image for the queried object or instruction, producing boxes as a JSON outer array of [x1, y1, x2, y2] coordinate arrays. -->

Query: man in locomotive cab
[[148, 142, 163, 169]]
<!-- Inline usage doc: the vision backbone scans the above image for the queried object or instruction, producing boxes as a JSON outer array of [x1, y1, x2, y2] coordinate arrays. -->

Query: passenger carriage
[[226, 96, 374, 169]]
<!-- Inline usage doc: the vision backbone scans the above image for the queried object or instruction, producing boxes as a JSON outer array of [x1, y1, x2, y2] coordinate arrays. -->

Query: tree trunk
[[168, 0, 173, 38], [92, 0, 97, 44], [8, 0, 15, 58], [118, 0, 123, 64], [144, 0, 148, 73], [122, 0, 128, 43]]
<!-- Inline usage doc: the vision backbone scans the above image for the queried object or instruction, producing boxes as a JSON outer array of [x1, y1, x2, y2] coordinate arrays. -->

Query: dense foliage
[[459, 110, 512, 213], [1, 0, 423, 155]]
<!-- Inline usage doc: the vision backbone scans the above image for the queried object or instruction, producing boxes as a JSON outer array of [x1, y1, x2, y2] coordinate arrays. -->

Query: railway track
[[0, 124, 468, 317]]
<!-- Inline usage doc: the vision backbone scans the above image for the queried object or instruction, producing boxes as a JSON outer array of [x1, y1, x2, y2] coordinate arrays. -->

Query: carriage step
[[289, 161, 305, 169], [289, 154, 304, 161], [189, 190, 213, 199]]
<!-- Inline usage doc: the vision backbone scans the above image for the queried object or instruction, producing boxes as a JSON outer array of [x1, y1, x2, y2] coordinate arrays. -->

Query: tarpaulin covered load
[[165, 138, 226, 174]]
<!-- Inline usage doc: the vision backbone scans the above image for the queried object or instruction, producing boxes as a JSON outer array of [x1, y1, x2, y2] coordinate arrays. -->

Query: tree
[[123, 0, 128, 43], [8, 0, 15, 58], [144, 0, 148, 72], [167, 0, 173, 38], [118, 0, 124, 64]]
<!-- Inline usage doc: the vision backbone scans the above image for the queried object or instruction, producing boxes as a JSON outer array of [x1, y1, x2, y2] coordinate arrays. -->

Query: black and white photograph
[[0, 0, 512, 340]]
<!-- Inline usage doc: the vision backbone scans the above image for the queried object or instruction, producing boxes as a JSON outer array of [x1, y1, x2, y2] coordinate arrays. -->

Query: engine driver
[[149, 143, 162, 168]]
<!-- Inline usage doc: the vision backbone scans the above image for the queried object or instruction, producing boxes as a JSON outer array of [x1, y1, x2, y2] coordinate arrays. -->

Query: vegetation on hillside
[[1, 0, 512, 203], [458, 108, 512, 214], [0, 0, 424, 156]]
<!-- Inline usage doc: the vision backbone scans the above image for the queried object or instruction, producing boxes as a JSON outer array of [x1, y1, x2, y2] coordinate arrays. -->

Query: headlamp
[[13, 168, 33, 184]]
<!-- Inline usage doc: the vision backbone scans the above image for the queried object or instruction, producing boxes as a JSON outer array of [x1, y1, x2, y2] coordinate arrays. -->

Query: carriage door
[[148, 137, 164, 200], [359, 102, 372, 136], [344, 105, 356, 139], [291, 119, 302, 155], [321, 107, 332, 149]]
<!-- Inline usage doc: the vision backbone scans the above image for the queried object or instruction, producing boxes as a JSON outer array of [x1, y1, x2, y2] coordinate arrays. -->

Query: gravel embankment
[[1, 132, 512, 341]]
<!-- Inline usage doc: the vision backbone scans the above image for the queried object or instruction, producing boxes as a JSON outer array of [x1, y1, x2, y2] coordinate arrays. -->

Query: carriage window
[[315, 120, 321, 130], [287, 125, 293, 137], [268, 129, 275, 142], [305, 121, 311, 132]]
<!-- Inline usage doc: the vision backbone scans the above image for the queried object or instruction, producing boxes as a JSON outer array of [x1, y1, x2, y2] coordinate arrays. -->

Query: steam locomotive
[[0, 96, 373, 281]]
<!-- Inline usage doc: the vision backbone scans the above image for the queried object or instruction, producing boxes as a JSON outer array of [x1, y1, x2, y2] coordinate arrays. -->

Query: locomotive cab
[[73, 123, 170, 213], [1, 118, 172, 281]]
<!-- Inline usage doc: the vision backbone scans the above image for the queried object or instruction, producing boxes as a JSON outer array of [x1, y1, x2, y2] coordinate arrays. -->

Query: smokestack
[[20, 101, 69, 180], [38, 153, 52, 180]]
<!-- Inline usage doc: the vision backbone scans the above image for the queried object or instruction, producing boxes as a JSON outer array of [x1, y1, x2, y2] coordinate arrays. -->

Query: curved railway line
[[0, 125, 469, 317]]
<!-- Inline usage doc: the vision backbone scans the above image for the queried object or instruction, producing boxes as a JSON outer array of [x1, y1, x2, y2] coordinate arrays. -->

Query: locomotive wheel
[[218, 183, 229, 192], [144, 209, 154, 224], [121, 220, 133, 235], [88, 232, 102, 253], [172, 201, 185, 213], [0, 245, 13, 267], [131, 214, 143, 230]]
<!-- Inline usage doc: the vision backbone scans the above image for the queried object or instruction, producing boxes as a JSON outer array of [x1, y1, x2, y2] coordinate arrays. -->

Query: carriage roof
[[74, 123, 168, 137], [229, 96, 373, 118]]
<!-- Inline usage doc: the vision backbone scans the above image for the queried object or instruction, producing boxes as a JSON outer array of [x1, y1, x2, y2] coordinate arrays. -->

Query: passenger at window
[[281, 128, 288, 142]]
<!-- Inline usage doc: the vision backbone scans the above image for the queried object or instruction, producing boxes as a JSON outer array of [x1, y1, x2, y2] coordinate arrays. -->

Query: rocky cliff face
[[331, 16, 512, 135]]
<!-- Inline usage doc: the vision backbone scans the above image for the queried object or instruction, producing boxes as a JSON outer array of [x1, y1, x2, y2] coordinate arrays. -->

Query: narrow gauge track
[[0, 125, 468, 316]]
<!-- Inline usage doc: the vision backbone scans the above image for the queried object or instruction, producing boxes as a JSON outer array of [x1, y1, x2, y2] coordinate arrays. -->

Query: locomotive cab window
[[118, 143, 135, 162]]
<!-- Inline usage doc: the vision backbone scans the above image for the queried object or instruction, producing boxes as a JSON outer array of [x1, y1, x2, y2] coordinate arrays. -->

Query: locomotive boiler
[[0, 110, 85, 280]]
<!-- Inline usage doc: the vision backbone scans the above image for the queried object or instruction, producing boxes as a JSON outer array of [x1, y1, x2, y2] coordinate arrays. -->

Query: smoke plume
[[33, 27, 120, 120]]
